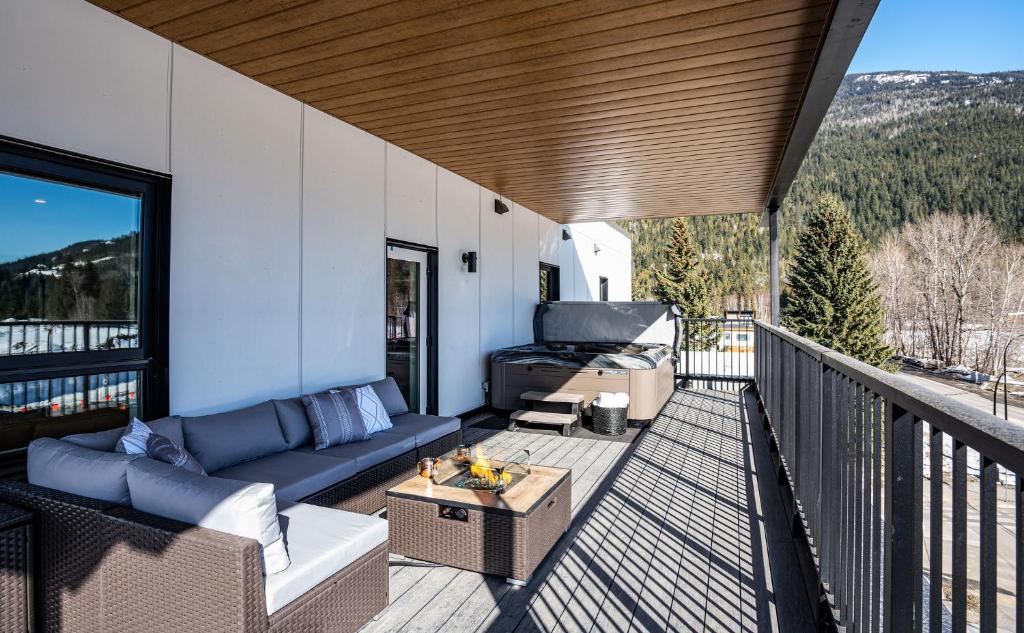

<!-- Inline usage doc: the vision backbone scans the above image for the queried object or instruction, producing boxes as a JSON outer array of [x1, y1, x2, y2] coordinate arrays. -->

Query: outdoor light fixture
[[562, 226, 572, 241], [594, 243, 601, 254], [462, 251, 478, 273], [494, 199, 510, 215]]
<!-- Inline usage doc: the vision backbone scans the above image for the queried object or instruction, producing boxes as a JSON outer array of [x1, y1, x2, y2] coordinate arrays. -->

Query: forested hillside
[[0, 234, 138, 321], [625, 70, 1024, 310]]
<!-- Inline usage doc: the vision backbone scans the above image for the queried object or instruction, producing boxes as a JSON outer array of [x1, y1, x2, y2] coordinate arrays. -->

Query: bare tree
[[870, 234, 916, 356], [874, 214, 1023, 373], [975, 242, 1024, 373]]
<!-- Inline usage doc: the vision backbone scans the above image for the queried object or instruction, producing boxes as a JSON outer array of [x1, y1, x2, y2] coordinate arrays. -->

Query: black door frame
[[385, 239, 438, 416]]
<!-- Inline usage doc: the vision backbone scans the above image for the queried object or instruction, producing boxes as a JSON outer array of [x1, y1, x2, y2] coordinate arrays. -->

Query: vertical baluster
[[871, 394, 883, 632], [821, 368, 834, 588], [979, 457, 997, 633], [952, 440, 967, 633], [1017, 474, 1022, 633], [885, 403, 920, 632], [913, 417, 924, 633], [858, 389, 871, 632], [929, 424, 944, 633], [840, 376, 851, 623], [852, 384, 864, 631]]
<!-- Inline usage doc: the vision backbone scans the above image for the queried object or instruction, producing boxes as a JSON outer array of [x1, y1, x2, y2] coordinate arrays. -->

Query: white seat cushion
[[264, 502, 388, 615]]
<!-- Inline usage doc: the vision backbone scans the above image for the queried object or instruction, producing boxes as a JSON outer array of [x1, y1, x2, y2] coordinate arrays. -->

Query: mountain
[[0, 234, 138, 321], [624, 70, 1024, 309]]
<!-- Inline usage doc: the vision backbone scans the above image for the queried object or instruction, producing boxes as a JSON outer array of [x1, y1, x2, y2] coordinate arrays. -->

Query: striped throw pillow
[[302, 390, 371, 450]]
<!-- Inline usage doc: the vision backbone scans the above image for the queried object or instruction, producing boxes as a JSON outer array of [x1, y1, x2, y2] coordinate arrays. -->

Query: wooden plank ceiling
[[91, 0, 835, 223]]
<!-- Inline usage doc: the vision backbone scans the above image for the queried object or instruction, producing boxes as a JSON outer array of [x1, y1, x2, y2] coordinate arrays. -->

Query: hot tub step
[[509, 410, 581, 436], [519, 391, 585, 404]]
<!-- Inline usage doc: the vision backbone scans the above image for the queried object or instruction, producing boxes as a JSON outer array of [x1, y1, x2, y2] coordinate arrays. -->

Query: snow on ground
[[0, 323, 137, 354]]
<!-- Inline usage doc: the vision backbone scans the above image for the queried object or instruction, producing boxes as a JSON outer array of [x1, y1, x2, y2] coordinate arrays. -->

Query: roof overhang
[[90, 0, 877, 223]]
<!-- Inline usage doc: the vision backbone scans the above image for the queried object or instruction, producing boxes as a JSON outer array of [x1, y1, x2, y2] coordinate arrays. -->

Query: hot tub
[[490, 302, 679, 421]]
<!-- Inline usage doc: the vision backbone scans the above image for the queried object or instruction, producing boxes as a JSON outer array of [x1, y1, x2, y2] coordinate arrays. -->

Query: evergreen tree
[[782, 194, 893, 368], [653, 218, 714, 317]]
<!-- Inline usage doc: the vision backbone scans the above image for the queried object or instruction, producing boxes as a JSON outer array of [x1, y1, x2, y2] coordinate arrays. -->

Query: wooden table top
[[387, 462, 571, 516]]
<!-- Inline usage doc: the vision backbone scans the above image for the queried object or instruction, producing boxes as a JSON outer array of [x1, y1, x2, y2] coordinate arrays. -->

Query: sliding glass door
[[385, 244, 435, 414]]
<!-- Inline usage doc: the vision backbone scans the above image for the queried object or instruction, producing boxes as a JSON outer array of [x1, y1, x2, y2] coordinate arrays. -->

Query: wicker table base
[[386, 467, 570, 582]]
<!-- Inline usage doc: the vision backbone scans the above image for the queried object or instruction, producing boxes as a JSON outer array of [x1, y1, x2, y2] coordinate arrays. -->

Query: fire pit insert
[[433, 446, 531, 495]]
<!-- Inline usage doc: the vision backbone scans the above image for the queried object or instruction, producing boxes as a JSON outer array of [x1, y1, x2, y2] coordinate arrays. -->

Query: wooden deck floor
[[361, 388, 818, 632]]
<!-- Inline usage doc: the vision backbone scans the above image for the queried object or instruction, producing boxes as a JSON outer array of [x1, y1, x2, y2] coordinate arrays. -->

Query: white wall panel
[[479, 190, 515, 378], [168, 46, 302, 415], [539, 216, 560, 265], [0, 0, 171, 173], [558, 232, 577, 300], [437, 169, 483, 415], [301, 108, 387, 394], [513, 204, 540, 344], [386, 144, 437, 247]]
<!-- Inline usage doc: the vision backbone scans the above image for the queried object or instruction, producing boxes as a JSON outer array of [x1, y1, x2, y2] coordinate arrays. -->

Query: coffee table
[[386, 459, 571, 584]]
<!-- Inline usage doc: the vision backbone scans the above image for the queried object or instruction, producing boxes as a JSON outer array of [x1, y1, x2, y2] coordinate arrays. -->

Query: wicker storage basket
[[592, 402, 628, 435]]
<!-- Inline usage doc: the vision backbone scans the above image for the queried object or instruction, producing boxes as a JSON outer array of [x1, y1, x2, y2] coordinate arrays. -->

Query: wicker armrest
[[99, 506, 269, 633]]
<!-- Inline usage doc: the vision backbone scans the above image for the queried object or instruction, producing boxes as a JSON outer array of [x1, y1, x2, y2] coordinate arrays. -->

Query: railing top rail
[[755, 320, 1024, 471], [0, 320, 135, 325]]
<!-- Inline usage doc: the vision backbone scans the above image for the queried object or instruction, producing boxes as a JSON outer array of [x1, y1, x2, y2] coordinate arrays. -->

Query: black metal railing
[[0, 320, 137, 355], [755, 321, 1024, 632], [677, 317, 756, 383]]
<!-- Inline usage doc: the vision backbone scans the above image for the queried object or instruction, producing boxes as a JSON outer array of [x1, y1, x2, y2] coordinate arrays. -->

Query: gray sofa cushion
[[62, 426, 127, 451], [211, 450, 357, 502], [265, 502, 387, 615], [330, 377, 408, 417], [26, 437, 141, 505], [272, 397, 312, 449], [386, 413, 461, 447], [62, 415, 183, 452], [182, 402, 288, 473], [295, 431, 414, 470], [367, 377, 408, 416], [127, 458, 288, 575]]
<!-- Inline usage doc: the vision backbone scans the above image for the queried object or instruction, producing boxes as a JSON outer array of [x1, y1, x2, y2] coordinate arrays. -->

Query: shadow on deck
[[366, 388, 821, 632]]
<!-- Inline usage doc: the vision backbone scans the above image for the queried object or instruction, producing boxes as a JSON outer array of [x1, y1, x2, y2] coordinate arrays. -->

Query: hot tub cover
[[533, 302, 680, 347], [491, 342, 671, 370]]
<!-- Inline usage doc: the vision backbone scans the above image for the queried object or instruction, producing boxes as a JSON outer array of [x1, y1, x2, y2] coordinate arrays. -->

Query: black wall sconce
[[562, 226, 572, 241], [462, 251, 478, 273], [593, 243, 601, 254], [494, 199, 510, 215]]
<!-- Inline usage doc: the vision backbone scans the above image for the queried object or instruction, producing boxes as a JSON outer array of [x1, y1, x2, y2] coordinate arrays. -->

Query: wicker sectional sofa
[[0, 377, 462, 633]]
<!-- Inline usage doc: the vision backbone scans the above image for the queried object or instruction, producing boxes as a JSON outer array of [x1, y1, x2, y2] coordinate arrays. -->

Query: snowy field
[[0, 321, 137, 355]]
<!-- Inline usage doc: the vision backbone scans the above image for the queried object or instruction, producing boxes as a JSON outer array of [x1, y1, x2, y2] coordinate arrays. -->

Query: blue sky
[[0, 173, 139, 264], [848, 0, 1024, 74]]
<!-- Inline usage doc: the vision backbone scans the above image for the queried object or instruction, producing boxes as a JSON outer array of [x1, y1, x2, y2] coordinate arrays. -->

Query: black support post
[[768, 204, 780, 326]]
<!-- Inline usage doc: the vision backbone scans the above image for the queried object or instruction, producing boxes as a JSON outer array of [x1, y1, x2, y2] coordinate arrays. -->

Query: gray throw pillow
[[302, 390, 370, 450], [352, 385, 392, 434], [145, 434, 206, 475]]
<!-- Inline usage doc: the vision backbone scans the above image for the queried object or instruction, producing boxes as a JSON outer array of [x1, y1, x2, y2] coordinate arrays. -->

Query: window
[[0, 137, 170, 468], [539, 263, 560, 302], [599, 276, 609, 301]]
